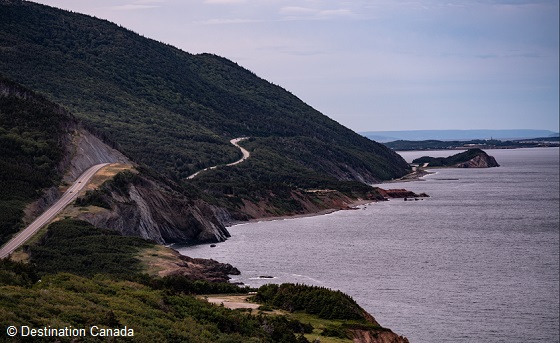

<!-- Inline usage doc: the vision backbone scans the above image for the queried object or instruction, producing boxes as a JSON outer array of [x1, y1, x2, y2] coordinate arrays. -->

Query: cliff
[[455, 152, 500, 168], [412, 148, 500, 168], [62, 128, 131, 182], [75, 171, 231, 244], [351, 329, 410, 343]]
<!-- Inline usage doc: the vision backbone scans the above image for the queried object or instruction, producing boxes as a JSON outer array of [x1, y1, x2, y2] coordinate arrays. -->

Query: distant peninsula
[[412, 149, 500, 168], [383, 137, 559, 151], [362, 129, 559, 142]]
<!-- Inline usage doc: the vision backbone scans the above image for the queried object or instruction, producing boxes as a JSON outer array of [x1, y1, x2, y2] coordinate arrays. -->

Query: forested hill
[[0, 76, 74, 245], [0, 1, 409, 188]]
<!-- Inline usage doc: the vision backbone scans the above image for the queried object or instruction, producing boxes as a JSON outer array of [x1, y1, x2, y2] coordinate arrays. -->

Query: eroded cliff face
[[76, 172, 231, 244], [24, 126, 129, 224], [455, 153, 500, 168], [351, 329, 410, 343], [62, 128, 131, 182]]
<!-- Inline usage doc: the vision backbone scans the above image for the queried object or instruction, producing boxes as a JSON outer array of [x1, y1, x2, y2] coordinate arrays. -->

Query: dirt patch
[[85, 163, 134, 191], [56, 163, 133, 220], [136, 245, 239, 282], [136, 245, 186, 276], [203, 295, 260, 310]]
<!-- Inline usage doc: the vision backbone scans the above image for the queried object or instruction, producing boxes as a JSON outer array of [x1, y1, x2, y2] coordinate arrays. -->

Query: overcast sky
[[32, 0, 559, 132]]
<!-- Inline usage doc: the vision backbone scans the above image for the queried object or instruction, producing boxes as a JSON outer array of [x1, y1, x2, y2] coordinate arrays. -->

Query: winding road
[[187, 137, 250, 179], [0, 163, 110, 259]]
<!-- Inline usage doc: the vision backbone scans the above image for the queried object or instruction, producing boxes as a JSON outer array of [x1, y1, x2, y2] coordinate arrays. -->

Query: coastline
[[382, 169, 433, 183], [229, 172, 430, 227], [174, 170, 430, 278], [238, 198, 374, 226]]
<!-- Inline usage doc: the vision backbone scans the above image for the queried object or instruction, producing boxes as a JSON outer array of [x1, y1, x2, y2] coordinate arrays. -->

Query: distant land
[[384, 137, 560, 151], [361, 129, 559, 142]]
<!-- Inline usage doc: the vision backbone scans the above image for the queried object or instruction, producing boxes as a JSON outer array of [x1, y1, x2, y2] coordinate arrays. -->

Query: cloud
[[201, 18, 263, 25], [318, 9, 353, 18], [475, 52, 542, 59], [107, 0, 163, 11], [279, 6, 354, 21], [279, 6, 316, 15], [108, 4, 160, 11], [204, 0, 247, 4]]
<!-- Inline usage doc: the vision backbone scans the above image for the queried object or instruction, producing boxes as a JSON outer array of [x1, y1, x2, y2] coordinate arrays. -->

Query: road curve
[[0, 163, 110, 259], [187, 137, 250, 179]]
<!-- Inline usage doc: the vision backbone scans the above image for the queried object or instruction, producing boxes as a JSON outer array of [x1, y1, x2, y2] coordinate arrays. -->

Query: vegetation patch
[[27, 219, 152, 277], [0, 265, 313, 343], [256, 284, 368, 321], [0, 77, 72, 246]]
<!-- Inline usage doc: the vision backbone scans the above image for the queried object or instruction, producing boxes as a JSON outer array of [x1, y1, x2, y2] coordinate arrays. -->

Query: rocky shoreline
[[171, 184, 429, 281]]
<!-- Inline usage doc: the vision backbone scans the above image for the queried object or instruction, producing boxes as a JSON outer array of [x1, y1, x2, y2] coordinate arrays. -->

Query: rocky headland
[[412, 148, 500, 168]]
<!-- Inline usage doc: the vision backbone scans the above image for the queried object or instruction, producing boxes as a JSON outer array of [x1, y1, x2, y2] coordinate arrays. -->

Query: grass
[[201, 295, 356, 343], [136, 245, 187, 276], [287, 312, 357, 343], [7, 250, 29, 263], [52, 163, 134, 221], [85, 163, 135, 190]]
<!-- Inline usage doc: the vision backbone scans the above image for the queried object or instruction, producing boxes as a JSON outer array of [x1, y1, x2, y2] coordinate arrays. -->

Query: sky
[[32, 0, 559, 132]]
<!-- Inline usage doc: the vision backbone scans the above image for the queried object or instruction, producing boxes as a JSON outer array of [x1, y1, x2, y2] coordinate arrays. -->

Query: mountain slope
[[0, 76, 231, 246], [0, 76, 73, 245], [0, 0, 409, 194]]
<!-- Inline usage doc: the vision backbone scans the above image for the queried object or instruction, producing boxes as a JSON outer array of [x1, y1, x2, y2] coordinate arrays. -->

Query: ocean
[[177, 147, 559, 343]]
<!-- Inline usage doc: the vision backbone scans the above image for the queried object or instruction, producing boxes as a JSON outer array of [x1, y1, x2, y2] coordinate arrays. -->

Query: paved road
[[227, 138, 250, 166], [187, 137, 250, 179], [0, 163, 110, 259]]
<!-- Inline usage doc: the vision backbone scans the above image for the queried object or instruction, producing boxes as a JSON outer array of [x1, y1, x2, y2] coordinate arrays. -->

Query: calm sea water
[[177, 147, 559, 343]]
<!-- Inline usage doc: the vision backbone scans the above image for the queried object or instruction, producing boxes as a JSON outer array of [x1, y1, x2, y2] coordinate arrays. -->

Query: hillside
[[0, 0, 409, 208], [0, 76, 74, 245], [0, 77, 233, 247]]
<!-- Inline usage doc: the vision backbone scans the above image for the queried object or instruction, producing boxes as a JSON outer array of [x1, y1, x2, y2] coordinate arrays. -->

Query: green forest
[[0, 77, 72, 245], [257, 284, 371, 321]]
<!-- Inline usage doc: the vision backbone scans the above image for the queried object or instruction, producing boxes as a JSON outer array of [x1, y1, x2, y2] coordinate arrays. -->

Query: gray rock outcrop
[[24, 126, 131, 224], [350, 329, 410, 343], [63, 128, 131, 182], [455, 153, 500, 168], [76, 172, 231, 244]]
